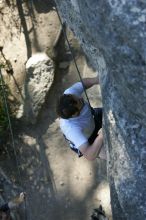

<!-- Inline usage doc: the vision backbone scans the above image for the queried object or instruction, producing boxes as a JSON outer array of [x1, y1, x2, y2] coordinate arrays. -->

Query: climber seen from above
[[56, 76, 106, 160]]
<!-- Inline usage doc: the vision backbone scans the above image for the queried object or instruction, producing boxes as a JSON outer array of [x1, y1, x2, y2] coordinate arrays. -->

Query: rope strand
[[0, 69, 22, 185], [0, 68, 28, 220], [54, 6, 93, 110]]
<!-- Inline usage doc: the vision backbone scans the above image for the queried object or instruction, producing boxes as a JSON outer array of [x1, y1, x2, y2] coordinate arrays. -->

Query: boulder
[[21, 53, 54, 124]]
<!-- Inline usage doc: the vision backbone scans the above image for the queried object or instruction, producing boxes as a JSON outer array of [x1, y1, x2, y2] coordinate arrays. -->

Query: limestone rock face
[[55, 1, 146, 219], [22, 53, 54, 123]]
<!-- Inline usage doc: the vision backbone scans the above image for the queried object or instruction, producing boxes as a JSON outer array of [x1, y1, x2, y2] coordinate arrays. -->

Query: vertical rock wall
[[54, 1, 146, 219]]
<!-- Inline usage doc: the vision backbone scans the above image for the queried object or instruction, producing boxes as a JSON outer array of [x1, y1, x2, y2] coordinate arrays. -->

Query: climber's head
[[56, 94, 84, 119]]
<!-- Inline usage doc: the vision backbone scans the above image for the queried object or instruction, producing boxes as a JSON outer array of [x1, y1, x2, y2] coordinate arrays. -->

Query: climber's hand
[[97, 128, 103, 138]]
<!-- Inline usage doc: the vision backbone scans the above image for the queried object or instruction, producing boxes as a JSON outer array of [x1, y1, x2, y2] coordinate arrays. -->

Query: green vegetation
[[0, 77, 10, 139], [0, 61, 17, 144], [0, 63, 5, 68]]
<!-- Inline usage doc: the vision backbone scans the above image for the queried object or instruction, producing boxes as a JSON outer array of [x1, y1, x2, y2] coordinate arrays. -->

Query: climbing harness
[[63, 134, 83, 157], [54, 5, 102, 156], [0, 69, 28, 220]]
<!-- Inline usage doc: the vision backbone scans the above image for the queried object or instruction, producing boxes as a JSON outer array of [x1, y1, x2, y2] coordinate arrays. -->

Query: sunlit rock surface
[[22, 53, 54, 123], [55, 1, 146, 219]]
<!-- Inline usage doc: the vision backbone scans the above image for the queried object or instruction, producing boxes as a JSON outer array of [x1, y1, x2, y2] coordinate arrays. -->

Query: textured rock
[[22, 53, 54, 123], [55, 1, 146, 219], [0, 168, 22, 220], [0, 0, 5, 9], [0, 0, 59, 105]]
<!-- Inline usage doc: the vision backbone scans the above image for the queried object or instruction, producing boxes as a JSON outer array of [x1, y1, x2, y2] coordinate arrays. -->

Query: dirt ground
[[0, 52, 112, 220], [0, 2, 112, 218]]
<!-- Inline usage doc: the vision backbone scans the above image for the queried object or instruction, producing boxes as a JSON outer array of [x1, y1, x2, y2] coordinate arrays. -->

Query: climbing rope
[[0, 69, 22, 183], [0, 6, 98, 219], [0, 68, 28, 220], [54, 5, 93, 111]]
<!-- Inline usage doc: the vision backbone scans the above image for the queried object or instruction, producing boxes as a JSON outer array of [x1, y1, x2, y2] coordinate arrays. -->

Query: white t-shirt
[[60, 82, 95, 150]]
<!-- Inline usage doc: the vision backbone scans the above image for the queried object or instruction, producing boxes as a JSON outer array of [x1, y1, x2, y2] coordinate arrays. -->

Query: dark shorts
[[88, 108, 102, 145]]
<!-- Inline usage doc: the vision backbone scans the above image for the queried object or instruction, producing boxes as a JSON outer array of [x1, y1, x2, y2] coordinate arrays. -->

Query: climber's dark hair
[[56, 94, 78, 119]]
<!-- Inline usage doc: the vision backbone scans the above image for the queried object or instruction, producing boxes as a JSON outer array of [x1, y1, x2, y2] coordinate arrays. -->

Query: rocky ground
[[0, 52, 112, 220], [0, 1, 112, 219]]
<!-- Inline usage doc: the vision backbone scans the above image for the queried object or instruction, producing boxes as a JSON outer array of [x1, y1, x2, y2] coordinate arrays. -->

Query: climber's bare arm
[[79, 129, 103, 161]]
